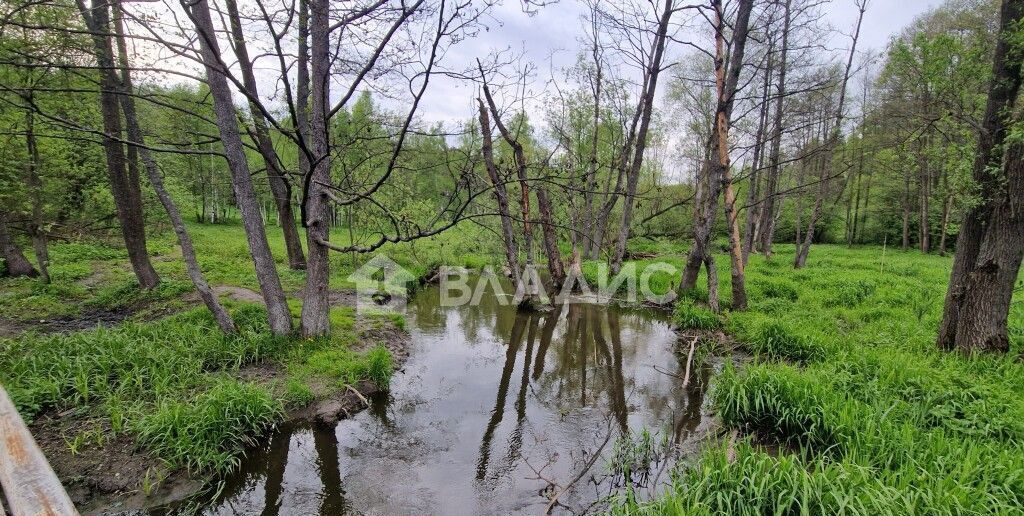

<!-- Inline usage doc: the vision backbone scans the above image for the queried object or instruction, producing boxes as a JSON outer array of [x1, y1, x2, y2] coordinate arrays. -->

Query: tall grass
[[615, 244, 1024, 514]]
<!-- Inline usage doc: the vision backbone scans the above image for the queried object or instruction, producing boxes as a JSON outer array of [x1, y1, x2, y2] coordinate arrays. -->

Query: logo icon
[[346, 254, 415, 312]]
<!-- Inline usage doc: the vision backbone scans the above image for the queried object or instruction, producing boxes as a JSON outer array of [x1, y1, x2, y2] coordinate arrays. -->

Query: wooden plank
[[0, 386, 78, 516]]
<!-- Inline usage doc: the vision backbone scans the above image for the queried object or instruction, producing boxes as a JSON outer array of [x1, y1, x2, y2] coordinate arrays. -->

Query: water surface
[[205, 280, 715, 515]]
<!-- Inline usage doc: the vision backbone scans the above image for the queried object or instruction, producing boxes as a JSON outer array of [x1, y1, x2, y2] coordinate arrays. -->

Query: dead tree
[[937, 0, 1024, 354], [477, 99, 520, 278], [793, 0, 865, 268], [481, 67, 565, 296]]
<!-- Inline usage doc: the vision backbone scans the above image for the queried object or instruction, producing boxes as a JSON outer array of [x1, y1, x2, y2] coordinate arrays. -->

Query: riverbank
[[0, 224, 443, 513], [621, 244, 1024, 514], [3, 224, 1022, 514], [3, 298, 410, 514]]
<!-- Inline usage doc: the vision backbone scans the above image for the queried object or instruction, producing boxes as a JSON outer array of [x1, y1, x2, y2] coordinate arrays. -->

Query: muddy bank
[[24, 309, 410, 515], [0, 307, 135, 337]]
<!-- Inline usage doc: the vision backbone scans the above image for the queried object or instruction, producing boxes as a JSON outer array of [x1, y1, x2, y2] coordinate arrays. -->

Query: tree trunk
[[681, 0, 754, 311], [793, 1, 864, 267], [78, 0, 160, 289], [938, 0, 1024, 353], [948, 143, 1024, 352], [581, 37, 602, 259], [536, 186, 565, 286], [902, 174, 911, 251], [758, 0, 792, 259], [299, 0, 332, 336], [480, 77, 544, 305], [224, 0, 306, 270], [938, 192, 951, 257], [609, 0, 674, 275], [715, 0, 755, 309], [113, 1, 235, 333], [742, 47, 774, 264], [477, 99, 520, 278], [917, 135, 931, 253], [23, 105, 49, 283], [188, 0, 292, 336], [0, 210, 37, 278]]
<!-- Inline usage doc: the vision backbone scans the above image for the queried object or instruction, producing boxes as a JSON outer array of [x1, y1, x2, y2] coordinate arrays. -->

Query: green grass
[[0, 301, 397, 474], [0, 221, 478, 477], [4, 222, 1023, 513], [672, 300, 721, 330], [615, 244, 1024, 515]]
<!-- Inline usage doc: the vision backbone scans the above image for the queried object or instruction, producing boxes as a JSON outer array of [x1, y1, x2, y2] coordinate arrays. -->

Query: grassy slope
[[0, 221, 491, 477], [616, 244, 1024, 515]]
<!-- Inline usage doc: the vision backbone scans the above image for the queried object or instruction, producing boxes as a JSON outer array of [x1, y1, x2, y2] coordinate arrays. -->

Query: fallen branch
[[346, 384, 370, 407], [544, 422, 614, 515], [681, 336, 699, 389]]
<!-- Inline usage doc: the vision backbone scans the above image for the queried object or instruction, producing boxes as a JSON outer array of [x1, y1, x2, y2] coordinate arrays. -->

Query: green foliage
[[672, 301, 720, 330], [136, 380, 281, 474], [752, 278, 799, 301], [296, 344, 393, 390], [741, 318, 827, 363]]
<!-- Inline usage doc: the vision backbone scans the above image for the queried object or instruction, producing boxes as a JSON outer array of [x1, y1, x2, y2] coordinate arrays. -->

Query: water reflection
[[202, 277, 715, 515]]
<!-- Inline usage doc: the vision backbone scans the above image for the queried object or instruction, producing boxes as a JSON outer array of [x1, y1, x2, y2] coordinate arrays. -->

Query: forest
[[0, 0, 1021, 513]]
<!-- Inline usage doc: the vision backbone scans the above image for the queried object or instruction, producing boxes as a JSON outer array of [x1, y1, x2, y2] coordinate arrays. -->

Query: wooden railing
[[0, 386, 78, 515]]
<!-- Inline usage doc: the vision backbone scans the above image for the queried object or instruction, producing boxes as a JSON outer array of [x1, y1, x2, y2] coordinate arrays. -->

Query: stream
[[200, 278, 718, 515]]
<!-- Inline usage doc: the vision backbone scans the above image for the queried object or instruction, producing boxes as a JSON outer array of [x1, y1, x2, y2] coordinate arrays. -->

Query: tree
[[0, 209, 38, 278], [223, 0, 306, 270], [792, 0, 866, 268], [76, 0, 160, 289], [112, 0, 235, 333], [185, 0, 293, 336], [680, 0, 755, 311], [937, 0, 1023, 353]]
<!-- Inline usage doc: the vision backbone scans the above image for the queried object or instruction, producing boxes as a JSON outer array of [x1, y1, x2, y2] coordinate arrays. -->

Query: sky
[[414, 0, 948, 126]]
